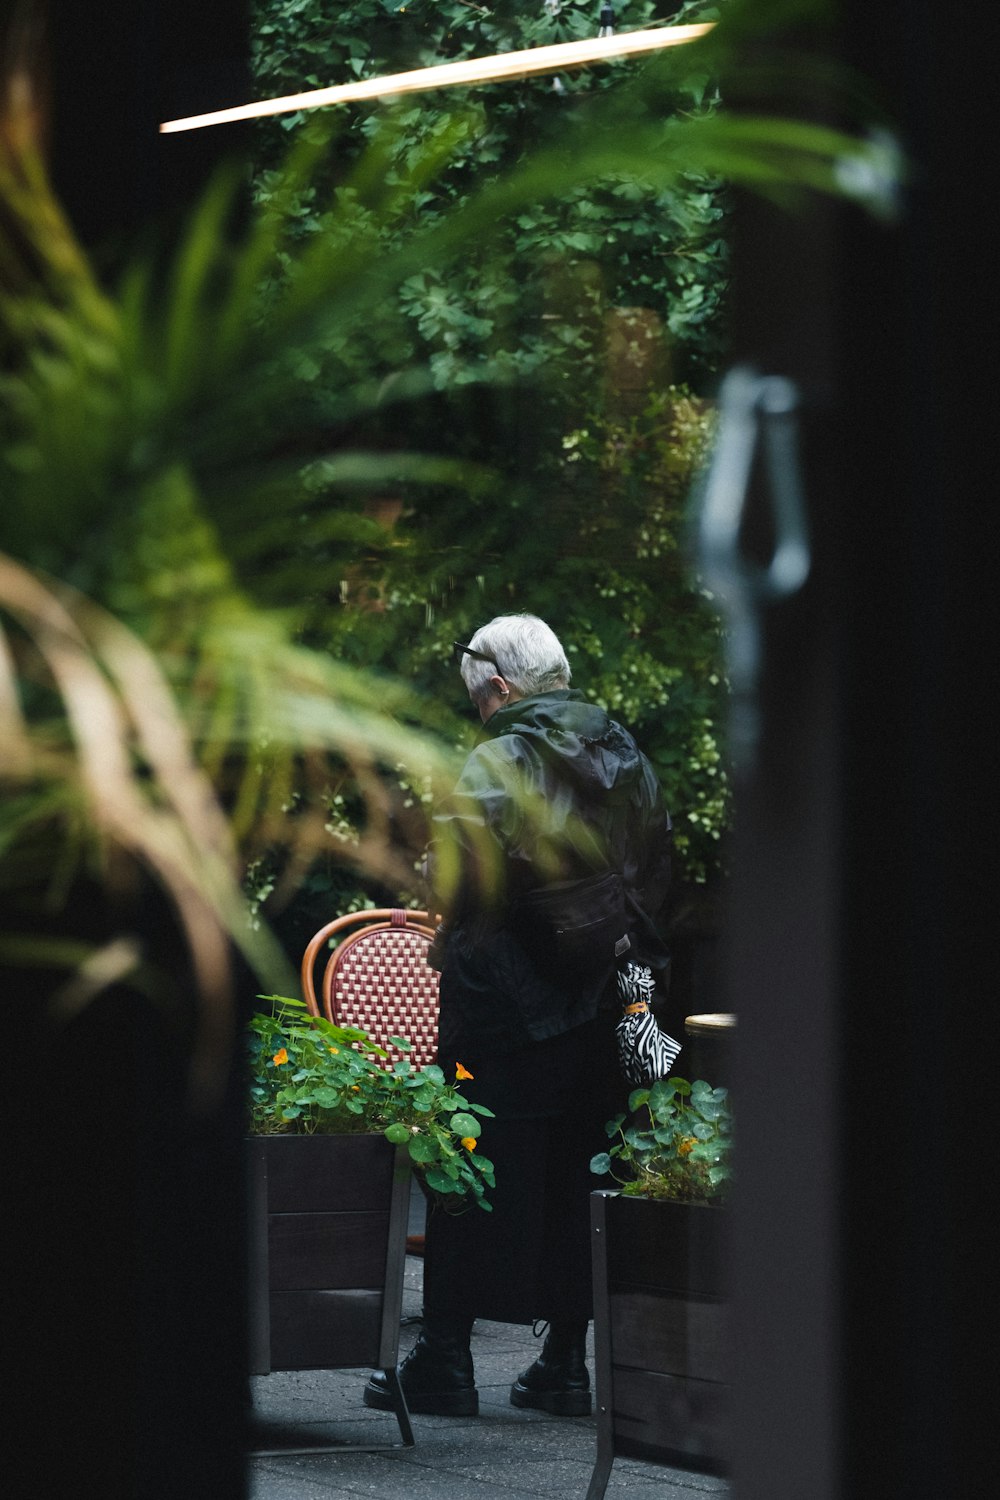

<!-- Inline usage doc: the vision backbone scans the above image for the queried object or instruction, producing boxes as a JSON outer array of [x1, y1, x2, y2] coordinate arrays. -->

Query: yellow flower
[[455, 1063, 474, 1081], [328, 1046, 339, 1054], [678, 1137, 696, 1156], [272, 1048, 288, 1066], [461, 1137, 478, 1151]]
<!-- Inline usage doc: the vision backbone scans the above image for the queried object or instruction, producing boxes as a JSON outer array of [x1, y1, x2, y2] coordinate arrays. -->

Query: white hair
[[460, 614, 572, 704]]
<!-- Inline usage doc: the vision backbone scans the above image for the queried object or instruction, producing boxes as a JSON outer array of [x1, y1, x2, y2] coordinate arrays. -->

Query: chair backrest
[[300, 908, 440, 1070]]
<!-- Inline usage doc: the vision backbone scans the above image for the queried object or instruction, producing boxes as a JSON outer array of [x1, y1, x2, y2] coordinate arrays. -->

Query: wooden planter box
[[587, 1190, 729, 1499], [247, 1132, 413, 1451]]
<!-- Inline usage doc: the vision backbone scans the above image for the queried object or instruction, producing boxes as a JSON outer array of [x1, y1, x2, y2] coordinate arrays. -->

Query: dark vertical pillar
[[722, 194, 845, 1494], [724, 5, 989, 1497]]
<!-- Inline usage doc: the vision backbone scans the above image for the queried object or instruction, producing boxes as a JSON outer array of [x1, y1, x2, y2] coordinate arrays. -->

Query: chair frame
[[301, 908, 435, 1017]]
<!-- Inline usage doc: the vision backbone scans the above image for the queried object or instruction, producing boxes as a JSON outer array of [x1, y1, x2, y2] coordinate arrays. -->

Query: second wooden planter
[[587, 1190, 729, 1498]]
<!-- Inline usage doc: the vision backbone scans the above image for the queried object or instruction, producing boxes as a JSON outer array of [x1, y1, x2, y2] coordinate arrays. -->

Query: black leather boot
[[364, 1315, 478, 1416], [510, 1320, 591, 1416]]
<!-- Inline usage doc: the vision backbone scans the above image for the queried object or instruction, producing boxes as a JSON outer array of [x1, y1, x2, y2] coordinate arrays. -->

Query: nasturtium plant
[[591, 1075, 732, 1202], [248, 994, 496, 1209]]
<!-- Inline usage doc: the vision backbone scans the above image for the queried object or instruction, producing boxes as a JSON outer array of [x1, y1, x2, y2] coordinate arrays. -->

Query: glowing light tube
[[160, 24, 714, 134]]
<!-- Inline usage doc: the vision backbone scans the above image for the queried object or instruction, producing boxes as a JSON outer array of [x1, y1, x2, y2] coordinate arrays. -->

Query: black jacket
[[432, 690, 672, 1059]]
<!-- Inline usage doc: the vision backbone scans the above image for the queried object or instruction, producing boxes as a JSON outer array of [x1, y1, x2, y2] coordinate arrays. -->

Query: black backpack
[[515, 868, 632, 974]]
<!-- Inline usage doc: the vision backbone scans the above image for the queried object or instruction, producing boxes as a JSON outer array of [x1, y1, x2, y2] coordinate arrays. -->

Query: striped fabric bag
[[614, 961, 682, 1088]]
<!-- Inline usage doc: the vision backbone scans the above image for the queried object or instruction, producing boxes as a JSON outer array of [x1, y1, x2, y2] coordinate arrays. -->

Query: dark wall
[[836, 8, 987, 1491], [5, 7, 255, 1496], [45, 0, 251, 266]]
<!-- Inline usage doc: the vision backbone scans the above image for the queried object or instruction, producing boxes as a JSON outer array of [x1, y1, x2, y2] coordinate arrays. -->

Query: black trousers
[[424, 1016, 624, 1325]]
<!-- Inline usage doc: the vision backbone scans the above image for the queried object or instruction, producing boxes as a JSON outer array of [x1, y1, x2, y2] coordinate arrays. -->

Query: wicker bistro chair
[[300, 908, 441, 1070]]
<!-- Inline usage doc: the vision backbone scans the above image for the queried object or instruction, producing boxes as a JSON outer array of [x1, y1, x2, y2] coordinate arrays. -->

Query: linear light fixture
[[160, 23, 714, 134]]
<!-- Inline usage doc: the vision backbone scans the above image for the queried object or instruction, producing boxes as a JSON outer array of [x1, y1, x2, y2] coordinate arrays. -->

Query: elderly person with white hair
[[364, 613, 674, 1419]]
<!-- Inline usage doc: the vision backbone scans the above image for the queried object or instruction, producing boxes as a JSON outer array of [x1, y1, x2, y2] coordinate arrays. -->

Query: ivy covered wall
[[243, 0, 732, 960]]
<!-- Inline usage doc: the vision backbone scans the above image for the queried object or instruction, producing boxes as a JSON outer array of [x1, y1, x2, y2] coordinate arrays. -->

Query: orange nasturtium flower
[[272, 1048, 289, 1066], [461, 1137, 478, 1151], [455, 1063, 474, 1081], [678, 1137, 696, 1156]]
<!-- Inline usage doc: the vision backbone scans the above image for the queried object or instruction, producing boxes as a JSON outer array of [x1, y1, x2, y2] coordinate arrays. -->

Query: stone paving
[[248, 1201, 731, 1500]]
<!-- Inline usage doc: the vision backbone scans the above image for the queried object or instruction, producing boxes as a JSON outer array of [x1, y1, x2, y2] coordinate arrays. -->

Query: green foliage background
[[245, 0, 732, 939], [251, 0, 729, 391]]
